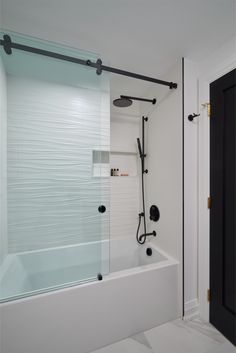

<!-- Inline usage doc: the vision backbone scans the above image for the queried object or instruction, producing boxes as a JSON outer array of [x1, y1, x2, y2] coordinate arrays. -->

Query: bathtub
[[0, 238, 180, 353]]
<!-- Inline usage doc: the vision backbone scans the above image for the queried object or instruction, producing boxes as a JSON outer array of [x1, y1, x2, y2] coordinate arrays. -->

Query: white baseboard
[[184, 298, 199, 320]]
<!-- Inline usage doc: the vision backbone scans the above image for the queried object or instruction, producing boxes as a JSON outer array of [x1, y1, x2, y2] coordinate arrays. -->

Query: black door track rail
[[0, 34, 178, 89]]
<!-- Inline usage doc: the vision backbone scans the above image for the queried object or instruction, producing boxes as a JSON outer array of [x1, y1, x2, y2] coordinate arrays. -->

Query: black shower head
[[113, 97, 133, 107], [113, 95, 156, 108]]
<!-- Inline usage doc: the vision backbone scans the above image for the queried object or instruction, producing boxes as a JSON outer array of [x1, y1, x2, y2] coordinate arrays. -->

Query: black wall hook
[[188, 113, 200, 122]]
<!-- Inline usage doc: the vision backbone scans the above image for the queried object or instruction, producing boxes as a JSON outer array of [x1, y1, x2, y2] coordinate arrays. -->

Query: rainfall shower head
[[113, 95, 156, 108], [113, 97, 133, 107]]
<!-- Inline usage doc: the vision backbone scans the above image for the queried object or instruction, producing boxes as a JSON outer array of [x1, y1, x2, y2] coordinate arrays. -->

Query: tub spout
[[138, 231, 156, 244]]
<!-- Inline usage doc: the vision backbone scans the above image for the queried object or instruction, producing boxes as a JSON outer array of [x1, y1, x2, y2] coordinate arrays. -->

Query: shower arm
[[120, 95, 156, 104]]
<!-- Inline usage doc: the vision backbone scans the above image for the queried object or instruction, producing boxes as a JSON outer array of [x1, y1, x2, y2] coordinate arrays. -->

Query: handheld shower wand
[[137, 138, 142, 158]]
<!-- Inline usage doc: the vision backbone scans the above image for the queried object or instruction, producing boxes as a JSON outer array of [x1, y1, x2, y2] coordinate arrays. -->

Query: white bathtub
[[0, 239, 180, 353]]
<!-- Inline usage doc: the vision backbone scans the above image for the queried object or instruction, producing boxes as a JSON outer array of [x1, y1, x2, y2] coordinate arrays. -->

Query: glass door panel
[[0, 31, 110, 302]]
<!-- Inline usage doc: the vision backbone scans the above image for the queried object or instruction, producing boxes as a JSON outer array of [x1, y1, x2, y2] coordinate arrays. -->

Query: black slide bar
[[0, 34, 177, 89]]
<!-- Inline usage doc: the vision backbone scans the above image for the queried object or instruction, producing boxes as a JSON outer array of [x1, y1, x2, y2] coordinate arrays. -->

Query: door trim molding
[[184, 298, 199, 320]]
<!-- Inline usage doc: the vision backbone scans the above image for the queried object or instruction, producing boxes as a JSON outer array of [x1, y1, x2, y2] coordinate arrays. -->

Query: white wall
[[141, 62, 183, 315], [0, 2, 4, 349], [110, 107, 141, 241], [144, 63, 182, 261], [0, 0, 2, 26], [0, 55, 7, 265], [183, 59, 199, 317]]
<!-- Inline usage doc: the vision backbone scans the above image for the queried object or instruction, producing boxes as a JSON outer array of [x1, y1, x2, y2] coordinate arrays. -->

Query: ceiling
[[0, 0, 235, 96]]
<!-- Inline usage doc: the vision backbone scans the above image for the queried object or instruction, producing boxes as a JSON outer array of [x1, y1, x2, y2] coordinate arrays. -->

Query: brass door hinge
[[207, 289, 211, 302], [202, 103, 211, 117], [207, 197, 212, 209]]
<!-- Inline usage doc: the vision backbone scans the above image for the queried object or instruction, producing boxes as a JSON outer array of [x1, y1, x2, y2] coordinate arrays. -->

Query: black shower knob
[[149, 205, 160, 222]]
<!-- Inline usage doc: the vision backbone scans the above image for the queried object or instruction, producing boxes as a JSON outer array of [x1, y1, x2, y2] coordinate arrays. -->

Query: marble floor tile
[[181, 318, 227, 344], [144, 319, 226, 353], [206, 341, 236, 353], [132, 332, 153, 350], [90, 338, 152, 353], [89, 318, 235, 353]]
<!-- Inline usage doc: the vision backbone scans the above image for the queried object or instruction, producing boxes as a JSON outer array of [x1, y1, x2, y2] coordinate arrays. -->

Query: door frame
[[198, 60, 236, 321]]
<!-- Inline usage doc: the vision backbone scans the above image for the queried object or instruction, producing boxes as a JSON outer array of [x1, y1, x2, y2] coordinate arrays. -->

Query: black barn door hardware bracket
[[96, 59, 102, 75], [2, 34, 12, 55], [188, 113, 200, 122]]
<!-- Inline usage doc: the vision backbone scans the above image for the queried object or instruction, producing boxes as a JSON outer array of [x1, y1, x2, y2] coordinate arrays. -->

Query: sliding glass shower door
[[0, 32, 110, 302]]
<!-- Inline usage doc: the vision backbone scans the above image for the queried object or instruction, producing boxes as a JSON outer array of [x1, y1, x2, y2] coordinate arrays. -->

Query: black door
[[210, 68, 236, 345]]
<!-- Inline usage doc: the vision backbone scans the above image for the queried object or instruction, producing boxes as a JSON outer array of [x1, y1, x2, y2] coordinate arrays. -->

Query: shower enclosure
[[0, 31, 110, 302], [0, 32, 182, 353]]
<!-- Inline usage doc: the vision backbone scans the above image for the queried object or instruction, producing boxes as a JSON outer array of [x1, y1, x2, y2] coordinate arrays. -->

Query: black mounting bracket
[[96, 58, 102, 75], [2, 35, 12, 55], [169, 82, 178, 89], [97, 273, 103, 281]]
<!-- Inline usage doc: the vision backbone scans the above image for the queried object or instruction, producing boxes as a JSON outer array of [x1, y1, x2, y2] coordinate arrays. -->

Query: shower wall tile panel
[[7, 76, 109, 253], [110, 177, 140, 239], [110, 117, 140, 240]]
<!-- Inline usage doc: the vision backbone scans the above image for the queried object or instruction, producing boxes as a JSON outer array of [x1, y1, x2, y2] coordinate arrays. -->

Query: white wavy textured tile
[[7, 76, 110, 253], [110, 177, 140, 239]]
